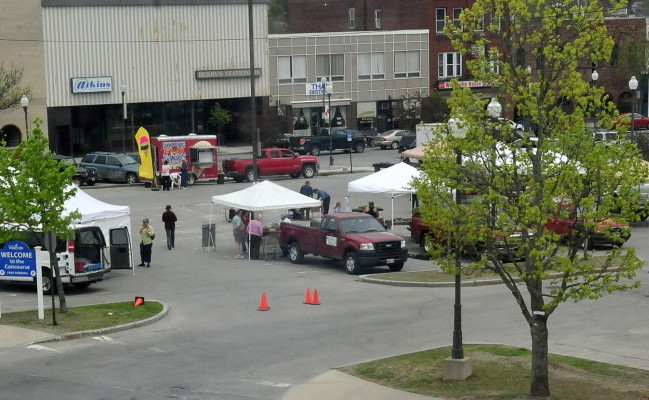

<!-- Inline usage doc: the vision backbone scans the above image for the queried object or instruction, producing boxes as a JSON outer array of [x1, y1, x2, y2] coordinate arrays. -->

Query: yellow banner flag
[[135, 127, 154, 180]]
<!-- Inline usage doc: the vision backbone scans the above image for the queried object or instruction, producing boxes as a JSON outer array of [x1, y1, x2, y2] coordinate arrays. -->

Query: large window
[[452, 8, 462, 28], [436, 8, 446, 33], [316, 54, 344, 81], [277, 56, 306, 84], [349, 8, 355, 29], [438, 52, 462, 78], [395, 51, 420, 78], [358, 52, 385, 80]]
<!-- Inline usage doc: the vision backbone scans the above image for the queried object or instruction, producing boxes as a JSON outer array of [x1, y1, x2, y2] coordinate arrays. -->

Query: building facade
[[269, 30, 429, 135], [0, 0, 269, 155]]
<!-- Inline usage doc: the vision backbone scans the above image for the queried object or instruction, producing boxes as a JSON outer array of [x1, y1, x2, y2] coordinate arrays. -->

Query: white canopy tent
[[62, 186, 134, 271], [347, 162, 425, 228], [210, 180, 322, 256]]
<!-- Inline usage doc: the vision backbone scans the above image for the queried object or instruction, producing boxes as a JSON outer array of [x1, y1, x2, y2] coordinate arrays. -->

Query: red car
[[614, 113, 649, 130]]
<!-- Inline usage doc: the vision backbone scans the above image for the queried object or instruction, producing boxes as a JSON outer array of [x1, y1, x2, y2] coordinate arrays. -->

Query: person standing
[[231, 209, 246, 259], [162, 205, 177, 250], [246, 213, 263, 260], [299, 180, 313, 220], [313, 188, 331, 214], [138, 218, 155, 267], [364, 201, 380, 218], [180, 157, 189, 189], [333, 202, 342, 213], [161, 160, 171, 191]]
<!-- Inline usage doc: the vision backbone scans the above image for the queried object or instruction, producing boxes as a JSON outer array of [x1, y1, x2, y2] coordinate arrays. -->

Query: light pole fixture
[[487, 97, 502, 119], [120, 84, 127, 153], [20, 95, 29, 139], [629, 76, 638, 143], [591, 70, 599, 131], [321, 77, 334, 166]]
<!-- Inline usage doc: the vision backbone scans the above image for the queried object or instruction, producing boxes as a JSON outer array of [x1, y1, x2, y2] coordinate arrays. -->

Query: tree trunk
[[530, 317, 550, 397]]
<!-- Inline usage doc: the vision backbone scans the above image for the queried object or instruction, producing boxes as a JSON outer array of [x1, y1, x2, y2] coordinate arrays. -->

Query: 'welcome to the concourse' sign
[[0, 241, 36, 281]]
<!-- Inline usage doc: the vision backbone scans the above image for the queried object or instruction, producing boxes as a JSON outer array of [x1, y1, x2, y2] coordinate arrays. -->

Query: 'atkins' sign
[[70, 76, 113, 94]]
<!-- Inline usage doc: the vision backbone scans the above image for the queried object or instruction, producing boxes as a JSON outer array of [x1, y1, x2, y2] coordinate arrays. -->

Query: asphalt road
[[0, 150, 648, 400]]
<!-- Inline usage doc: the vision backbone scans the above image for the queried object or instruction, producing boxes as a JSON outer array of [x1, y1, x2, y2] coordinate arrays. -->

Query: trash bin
[[202, 223, 216, 248]]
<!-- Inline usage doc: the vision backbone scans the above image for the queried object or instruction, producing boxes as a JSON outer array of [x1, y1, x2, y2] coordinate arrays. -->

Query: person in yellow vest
[[138, 218, 155, 267]]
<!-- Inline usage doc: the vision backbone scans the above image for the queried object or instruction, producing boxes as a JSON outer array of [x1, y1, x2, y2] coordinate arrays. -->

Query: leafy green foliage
[[413, 0, 644, 396], [0, 119, 80, 244], [0, 62, 31, 111]]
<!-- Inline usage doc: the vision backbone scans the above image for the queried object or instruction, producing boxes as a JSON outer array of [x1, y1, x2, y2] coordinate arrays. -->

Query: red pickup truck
[[279, 212, 408, 274], [222, 148, 319, 182]]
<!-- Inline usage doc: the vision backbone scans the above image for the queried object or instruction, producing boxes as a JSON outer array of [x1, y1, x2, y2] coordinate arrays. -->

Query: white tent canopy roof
[[63, 186, 130, 224], [211, 180, 321, 211], [347, 162, 424, 195]]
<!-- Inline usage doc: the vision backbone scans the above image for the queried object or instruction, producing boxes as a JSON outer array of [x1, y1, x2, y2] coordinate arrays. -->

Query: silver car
[[371, 130, 414, 150], [80, 152, 140, 183]]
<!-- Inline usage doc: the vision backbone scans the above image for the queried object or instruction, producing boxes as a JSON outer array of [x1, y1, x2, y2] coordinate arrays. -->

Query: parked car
[[614, 113, 649, 131], [397, 134, 417, 153], [287, 129, 366, 155], [371, 129, 414, 150], [222, 148, 319, 182], [80, 152, 141, 184], [53, 154, 97, 186]]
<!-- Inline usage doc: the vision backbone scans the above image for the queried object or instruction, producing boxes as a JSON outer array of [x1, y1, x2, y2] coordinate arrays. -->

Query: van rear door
[[109, 227, 132, 269]]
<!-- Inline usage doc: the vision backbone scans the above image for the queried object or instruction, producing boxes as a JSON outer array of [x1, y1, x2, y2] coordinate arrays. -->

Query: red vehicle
[[543, 202, 631, 248], [614, 113, 649, 131], [150, 134, 221, 185], [279, 212, 408, 274], [222, 148, 319, 182]]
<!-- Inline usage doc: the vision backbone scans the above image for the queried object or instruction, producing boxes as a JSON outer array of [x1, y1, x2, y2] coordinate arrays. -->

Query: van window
[[110, 228, 129, 245]]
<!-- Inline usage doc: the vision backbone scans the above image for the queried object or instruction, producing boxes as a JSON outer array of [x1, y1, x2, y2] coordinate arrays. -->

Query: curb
[[27, 301, 169, 345], [356, 274, 503, 288]]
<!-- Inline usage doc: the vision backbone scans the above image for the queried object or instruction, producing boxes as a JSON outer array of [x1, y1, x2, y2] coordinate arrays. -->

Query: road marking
[[93, 335, 120, 344], [26, 344, 61, 353]]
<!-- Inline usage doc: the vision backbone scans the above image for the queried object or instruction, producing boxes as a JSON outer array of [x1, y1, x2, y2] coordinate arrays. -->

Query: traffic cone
[[311, 289, 321, 305], [303, 288, 312, 304], [258, 292, 269, 311], [133, 296, 145, 306]]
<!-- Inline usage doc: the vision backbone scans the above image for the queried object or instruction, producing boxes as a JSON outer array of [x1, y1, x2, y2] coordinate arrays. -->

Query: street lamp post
[[629, 76, 638, 143], [321, 77, 334, 166], [121, 84, 127, 153], [591, 70, 599, 131], [20, 95, 29, 139]]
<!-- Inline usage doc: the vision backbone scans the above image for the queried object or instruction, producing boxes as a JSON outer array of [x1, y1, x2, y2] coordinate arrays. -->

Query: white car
[[371, 129, 414, 149]]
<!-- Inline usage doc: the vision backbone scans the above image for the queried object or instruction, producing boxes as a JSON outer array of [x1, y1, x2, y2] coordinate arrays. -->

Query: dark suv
[[53, 155, 97, 186], [80, 152, 140, 184]]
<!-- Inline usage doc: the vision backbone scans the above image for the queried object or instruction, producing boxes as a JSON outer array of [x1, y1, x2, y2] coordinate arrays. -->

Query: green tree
[[0, 63, 31, 111], [397, 90, 424, 131], [415, 1, 644, 397], [0, 120, 79, 313], [421, 92, 450, 123], [268, 0, 288, 34], [208, 102, 233, 145]]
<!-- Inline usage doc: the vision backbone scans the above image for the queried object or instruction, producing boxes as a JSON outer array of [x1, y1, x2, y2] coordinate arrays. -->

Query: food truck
[[149, 134, 223, 185]]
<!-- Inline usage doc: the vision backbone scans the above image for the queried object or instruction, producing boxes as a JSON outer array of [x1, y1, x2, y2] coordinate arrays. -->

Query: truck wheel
[[73, 177, 82, 186], [309, 145, 321, 156], [125, 173, 138, 184], [188, 173, 197, 186], [419, 232, 432, 253], [302, 164, 316, 178], [288, 242, 304, 264], [390, 141, 399, 150], [289, 173, 301, 178], [40, 268, 53, 295], [234, 176, 245, 183], [344, 252, 364, 275], [388, 261, 404, 271], [245, 168, 258, 182], [353, 142, 365, 153]]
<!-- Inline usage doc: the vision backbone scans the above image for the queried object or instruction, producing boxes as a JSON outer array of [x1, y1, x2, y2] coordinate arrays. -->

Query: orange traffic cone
[[303, 288, 312, 304], [258, 292, 270, 311], [133, 296, 145, 306], [311, 289, 321, 305]]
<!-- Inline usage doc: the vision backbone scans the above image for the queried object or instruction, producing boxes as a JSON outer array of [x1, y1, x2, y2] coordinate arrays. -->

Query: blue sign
[[347, 133, 353, 141], [0, 241, 36, 279]]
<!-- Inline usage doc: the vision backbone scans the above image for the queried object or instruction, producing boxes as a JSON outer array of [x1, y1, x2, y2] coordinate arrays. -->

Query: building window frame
[[277, 55, 307, 84], [436, 8, 447, 34], [349, 8, 355, 29], [358, 52, 385, 80], [438, 52, 462, 79], [394, 50, 420, 78], [316, 54, 345, 82], [452, 8, 463, 29], [374, 9, 382, 29]]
